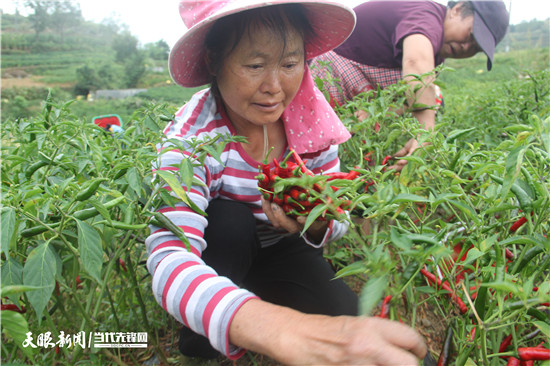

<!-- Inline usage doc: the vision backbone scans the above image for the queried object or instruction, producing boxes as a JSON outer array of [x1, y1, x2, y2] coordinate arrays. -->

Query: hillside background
[[1, 4, 549, 124]]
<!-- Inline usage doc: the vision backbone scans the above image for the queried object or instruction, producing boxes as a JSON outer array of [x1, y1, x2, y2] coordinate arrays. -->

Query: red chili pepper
[[519, 361, 534, 366], [1, 303, 26, 313], [499, 334, 514, 357], [469, 327, 476, 341], [507, 357, 521, 366], [290, 148, 314, 176], [420, 268, 468, 314], [119, 258, 127, 272], [509, 217, 527, 233], [505, 248, 515, 261], [381, 155, 393, 165], [378, 295, 392, 318], [518, 347, 550, 361]]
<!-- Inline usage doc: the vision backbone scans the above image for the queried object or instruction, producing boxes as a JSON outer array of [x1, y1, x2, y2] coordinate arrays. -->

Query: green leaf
[[505, 145, 526, 183], [156, 170, 206, 216], [180, 159, 195, 192], [127, 167, 142, 195], [23, 242, 56, 323], [334, 261, 367, 278], [480, 281, 521, 296], [1, 207, 16, 254], [1, 257, 24, 304], [301, 204, 328, 234], [431, 193, 461, 206], [359, 275, 388, 316], [448, 199, 480, 225], [75, 219, 103, 283], [533, 321, 550, 338], [0, 310, 35, 358], [390, 193, 429, 204], [396, 156, 425, 165], [390, 227, 413, 251], [463, 248, 485, 265], [446, 127, 476, 143]]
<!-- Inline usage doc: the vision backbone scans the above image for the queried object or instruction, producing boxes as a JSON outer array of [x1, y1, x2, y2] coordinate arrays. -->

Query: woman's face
[[215, 23, 305, 131], [440, 5, 481, 59]]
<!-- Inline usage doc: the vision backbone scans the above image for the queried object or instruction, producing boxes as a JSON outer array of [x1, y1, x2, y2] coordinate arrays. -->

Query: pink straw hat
[[169, 0, 356, 87]]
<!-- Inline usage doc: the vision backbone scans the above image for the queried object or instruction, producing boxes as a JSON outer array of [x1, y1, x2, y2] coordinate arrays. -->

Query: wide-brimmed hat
[[471, 1, 509, 70], [169, 0, 356, 87]]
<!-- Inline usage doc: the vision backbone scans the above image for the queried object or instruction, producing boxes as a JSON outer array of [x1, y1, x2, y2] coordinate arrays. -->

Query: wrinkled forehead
[[235, 19, 305, 55], [208, 5, 310, 60]]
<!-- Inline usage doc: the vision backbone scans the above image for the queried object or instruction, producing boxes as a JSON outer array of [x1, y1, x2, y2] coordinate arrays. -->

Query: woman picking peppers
[[145, 0, 427, 364]]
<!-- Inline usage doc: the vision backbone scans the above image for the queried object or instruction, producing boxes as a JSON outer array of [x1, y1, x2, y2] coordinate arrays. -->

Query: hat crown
[[472, 1, 509, 44], [179, 0, 230, 29]]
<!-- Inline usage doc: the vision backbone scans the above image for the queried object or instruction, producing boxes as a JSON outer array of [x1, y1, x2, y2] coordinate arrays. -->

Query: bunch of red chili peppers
[[256, 149, 359, 220]]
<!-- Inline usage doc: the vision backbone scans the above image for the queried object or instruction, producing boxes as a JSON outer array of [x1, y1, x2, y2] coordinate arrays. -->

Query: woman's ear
[[450, 2, 464, 18]]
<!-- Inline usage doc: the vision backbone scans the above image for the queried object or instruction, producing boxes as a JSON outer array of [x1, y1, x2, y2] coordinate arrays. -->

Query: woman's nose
[[260, 70, 282, 94]]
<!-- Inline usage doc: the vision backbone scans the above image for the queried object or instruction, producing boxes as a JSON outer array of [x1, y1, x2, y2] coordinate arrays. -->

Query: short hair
[[204, 4, 315, 97], [448, 1, 475, 18]]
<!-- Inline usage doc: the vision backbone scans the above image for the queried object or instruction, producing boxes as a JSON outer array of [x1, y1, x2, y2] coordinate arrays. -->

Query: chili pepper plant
[[0, 93, 241, 364], [315, 69, 550, 365]]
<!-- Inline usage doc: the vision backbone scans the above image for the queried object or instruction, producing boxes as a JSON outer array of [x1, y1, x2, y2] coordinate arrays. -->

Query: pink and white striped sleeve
[[145, 148, 258, 359]]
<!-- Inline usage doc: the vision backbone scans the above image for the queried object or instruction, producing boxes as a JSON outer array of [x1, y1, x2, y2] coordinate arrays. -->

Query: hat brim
[[473, 11, 496, 71], [169, 0, 356, 87]]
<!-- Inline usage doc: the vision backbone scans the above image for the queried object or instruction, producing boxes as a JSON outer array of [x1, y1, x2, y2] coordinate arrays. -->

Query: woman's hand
[[230, 299, 427, 365], [261, 197, 328, 242]]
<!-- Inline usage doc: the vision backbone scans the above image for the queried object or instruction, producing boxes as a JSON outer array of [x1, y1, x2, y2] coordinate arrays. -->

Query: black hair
[[204, 4, 315, 97], [448, 1, 475, 18]]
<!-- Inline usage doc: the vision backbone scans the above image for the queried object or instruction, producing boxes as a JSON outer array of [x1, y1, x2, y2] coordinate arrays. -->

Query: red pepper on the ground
[[381, 155, 393, 165]]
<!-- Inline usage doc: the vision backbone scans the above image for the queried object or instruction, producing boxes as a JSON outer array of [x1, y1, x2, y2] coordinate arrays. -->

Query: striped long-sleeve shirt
[[145, 88, 349, 359]]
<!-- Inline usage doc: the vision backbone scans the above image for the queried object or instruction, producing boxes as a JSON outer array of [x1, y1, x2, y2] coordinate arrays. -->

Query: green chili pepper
[[73, 196, 126, 220], [20, 222, 61, 238], [24, 160, 49, 178], [150, 211, 191, 251], [511, 246, 543, 274], [490, 174, 532, 210], [75, 178, 107, 202], [95, 220, 147, 230]]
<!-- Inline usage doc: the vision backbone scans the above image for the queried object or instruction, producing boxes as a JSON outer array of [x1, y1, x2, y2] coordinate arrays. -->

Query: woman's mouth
[[254, 102, 281, 112]]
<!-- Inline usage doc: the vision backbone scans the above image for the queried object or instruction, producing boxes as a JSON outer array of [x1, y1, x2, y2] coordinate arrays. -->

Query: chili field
[[1, 62, 549, 365]]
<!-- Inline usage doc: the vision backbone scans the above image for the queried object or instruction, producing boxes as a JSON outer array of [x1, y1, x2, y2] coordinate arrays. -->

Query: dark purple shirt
[[335, 0, 447, 68]]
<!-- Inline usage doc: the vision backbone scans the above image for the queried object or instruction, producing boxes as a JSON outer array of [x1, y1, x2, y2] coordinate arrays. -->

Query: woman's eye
[[247, 64, 262, 70], [284, 62, 298, 70]]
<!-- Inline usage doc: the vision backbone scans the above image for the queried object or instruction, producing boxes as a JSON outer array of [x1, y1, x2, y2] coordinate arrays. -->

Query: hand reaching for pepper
[[261, 197, 328, 243], [387, 137, 430, 172], [230, 299, 427, 365]]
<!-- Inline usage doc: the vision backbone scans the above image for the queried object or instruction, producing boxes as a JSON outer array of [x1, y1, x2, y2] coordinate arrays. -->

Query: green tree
[[123, 52, 146, 88], [112, 31, 139, 63], [144, 40, 170, 60], [51, 1, 83, 44], [25, 0, 52, 40]]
